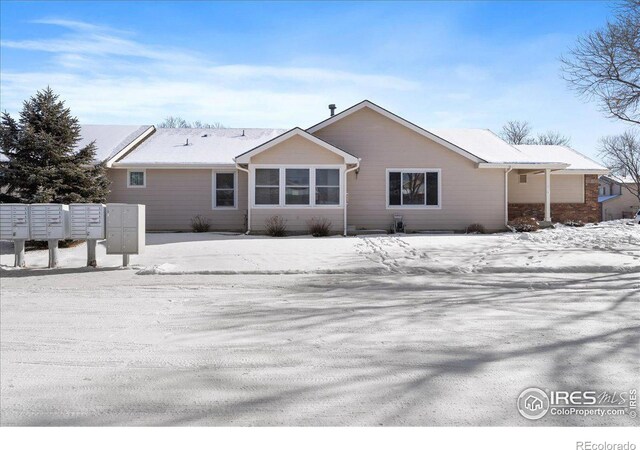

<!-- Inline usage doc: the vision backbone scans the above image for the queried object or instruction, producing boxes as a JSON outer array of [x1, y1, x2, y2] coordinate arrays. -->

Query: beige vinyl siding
[[601, 188, 640, 220], [509, 172, 584, 203], [250, 208, 344, 233], [251, 134, 345, 165], [107, 168, 247, 231], [312, 107, 506, 231]]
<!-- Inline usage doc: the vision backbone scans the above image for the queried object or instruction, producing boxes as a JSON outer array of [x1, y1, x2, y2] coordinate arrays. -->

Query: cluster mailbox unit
[[106, 203, 145, 266], [29, 204, 70, 240], [70, 204, 106, 267], [0, 204, 30, 267], [0, 202, 145, 268]]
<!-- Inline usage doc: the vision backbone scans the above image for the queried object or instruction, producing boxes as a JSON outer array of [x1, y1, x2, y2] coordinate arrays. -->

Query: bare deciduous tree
[[158, 116, 189, 128], [599, 129, 640, 203], [561, 0, 640, 125], [500, 121, 571, 146], [158, 117, 226, 129], [534, 131, 571, 146], [500, 120, 532, 144]]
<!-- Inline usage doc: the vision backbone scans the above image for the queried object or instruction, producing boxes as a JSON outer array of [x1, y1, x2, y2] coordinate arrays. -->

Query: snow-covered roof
[[0, 124, 152, 163], [428, 128, 528, 164], [77, 125, 153, 163], [602, 174, 636, 184], [514, 145, 608, 171], [115, 128, 287, 167]]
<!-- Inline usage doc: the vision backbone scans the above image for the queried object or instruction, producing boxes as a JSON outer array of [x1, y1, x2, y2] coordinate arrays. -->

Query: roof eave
[[477, 162, 570, 170]]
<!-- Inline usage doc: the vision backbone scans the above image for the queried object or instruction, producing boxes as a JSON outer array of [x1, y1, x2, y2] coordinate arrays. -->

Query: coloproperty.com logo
[[517, 387, 638, 420]]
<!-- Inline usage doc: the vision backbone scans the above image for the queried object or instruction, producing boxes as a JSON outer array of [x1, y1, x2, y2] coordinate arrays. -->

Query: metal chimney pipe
[[329, 104, 336, 117]]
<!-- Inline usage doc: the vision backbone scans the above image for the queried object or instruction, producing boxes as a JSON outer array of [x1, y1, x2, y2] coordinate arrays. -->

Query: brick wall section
[[508, 175, 601, 223]]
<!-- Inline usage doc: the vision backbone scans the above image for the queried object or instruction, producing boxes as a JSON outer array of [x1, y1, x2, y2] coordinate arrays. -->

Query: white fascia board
[[234, 128, 359, 164], [554, 169, 611, 175], [477, 162, 570, 170], [105, 126, 156, 168], [306, 100, 485, 164], [112, 163, 236, 169]]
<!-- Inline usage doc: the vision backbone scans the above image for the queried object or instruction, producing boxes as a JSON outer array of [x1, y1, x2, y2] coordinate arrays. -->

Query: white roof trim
[[112, 162, 235, 169], [306, 100, 485, 164], [477, 162, 570, 170], [105, 125, 156, 167], [234, 127, 360, 164]]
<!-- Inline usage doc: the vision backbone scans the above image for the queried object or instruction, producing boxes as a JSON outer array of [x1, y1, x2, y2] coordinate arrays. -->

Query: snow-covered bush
[[190, 215, 210, 232], [466, 223, 486, 234], [265, 215, 287, 237], [510, 217, 540, 232], [307, 217, 332, 237]]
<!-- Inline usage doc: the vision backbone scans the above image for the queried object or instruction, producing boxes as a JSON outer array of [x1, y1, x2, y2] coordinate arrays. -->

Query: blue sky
[[0, 1, 628, 160]]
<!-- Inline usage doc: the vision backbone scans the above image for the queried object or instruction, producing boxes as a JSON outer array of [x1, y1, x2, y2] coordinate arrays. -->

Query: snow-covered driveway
[[1, 221, 639, 425]]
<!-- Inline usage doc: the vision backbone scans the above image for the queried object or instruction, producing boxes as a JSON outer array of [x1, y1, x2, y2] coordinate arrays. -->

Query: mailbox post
[[0, 204, 30, 267], [30, 204, 69, 268], [106, 204, 145, 267], [70, 203, 105, 267]]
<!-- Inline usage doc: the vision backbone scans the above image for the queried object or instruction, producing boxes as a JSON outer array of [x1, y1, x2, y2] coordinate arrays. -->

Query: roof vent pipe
[[185, 138, 189, 146], [242, 130, 245, 137], [329, 104, 336, 117]]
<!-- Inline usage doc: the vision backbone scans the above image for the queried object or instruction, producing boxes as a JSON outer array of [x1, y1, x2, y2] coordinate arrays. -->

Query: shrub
[[307, 217, 332, 237], [564, 219, 585, 227], [466, 223, 486, 234], [191, 215, 210, 232], [265, 215, 287, 237], [510, 216, 540, 232]]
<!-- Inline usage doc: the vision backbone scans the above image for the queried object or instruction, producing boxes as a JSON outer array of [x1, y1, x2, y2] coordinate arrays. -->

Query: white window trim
[[250, 164, 344, 208], [385, 168, 442, 210], [212, 170, 238, 210], [127, 169, 146, 188]]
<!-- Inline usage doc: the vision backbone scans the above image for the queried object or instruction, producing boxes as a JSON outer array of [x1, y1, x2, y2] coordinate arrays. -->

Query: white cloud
[[0, 19, 420, 128]]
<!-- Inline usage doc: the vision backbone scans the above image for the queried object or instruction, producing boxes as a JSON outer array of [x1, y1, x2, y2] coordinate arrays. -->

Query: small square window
[[519, 174, 527, 184], [128, 170, 145, 187]]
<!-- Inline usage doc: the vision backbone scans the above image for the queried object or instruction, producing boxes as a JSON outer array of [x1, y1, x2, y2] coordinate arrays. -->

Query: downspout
[[235, 161, 251, 234], [343, 160, 361, 236], [504, 166, 513, 227]]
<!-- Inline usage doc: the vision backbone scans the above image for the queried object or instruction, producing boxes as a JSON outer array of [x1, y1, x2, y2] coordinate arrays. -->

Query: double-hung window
[[315, 169, 340, 205], [388, 169, 440, 208], [255, 168, 280, 205], [285, 169, 310, 205], [214, 172, 236, 208]]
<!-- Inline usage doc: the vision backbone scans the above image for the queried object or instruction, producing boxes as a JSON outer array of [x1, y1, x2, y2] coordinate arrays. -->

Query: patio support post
[[544, 169, 551, 222]]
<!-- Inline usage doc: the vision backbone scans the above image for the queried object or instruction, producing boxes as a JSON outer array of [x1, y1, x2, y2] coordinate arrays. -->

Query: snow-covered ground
[[1, 221, 639, 425]]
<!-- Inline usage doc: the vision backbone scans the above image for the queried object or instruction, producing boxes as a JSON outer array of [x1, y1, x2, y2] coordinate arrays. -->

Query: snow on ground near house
[[1, 221, 639, 425]]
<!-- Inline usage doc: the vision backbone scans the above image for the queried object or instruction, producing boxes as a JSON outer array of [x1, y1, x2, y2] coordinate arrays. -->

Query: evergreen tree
[[0, 87, 110, 203]]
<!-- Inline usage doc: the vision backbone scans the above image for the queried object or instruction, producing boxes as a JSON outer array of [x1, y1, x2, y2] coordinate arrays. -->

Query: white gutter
[[343, 161, 361, 236], [504, 166, 513, 227], [478, 162, 569, 170], [235, 162, 251, 234]]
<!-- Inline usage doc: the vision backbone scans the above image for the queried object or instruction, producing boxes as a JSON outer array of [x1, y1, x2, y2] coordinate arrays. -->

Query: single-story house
[[4, 100, 611, 234], [599, 175, 640, 220]]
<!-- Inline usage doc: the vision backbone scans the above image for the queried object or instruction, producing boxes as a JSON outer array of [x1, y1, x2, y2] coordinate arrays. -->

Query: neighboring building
[[2, 100, 611, 233], [599, 175, 640, 220]]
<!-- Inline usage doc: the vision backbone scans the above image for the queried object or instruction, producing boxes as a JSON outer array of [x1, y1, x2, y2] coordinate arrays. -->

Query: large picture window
[[388, 169, 440, 208], [214, 172, 235, 208], [285, 169, 310, 205], [315, 168, 340, 205], [255, 168, 280, 205]]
